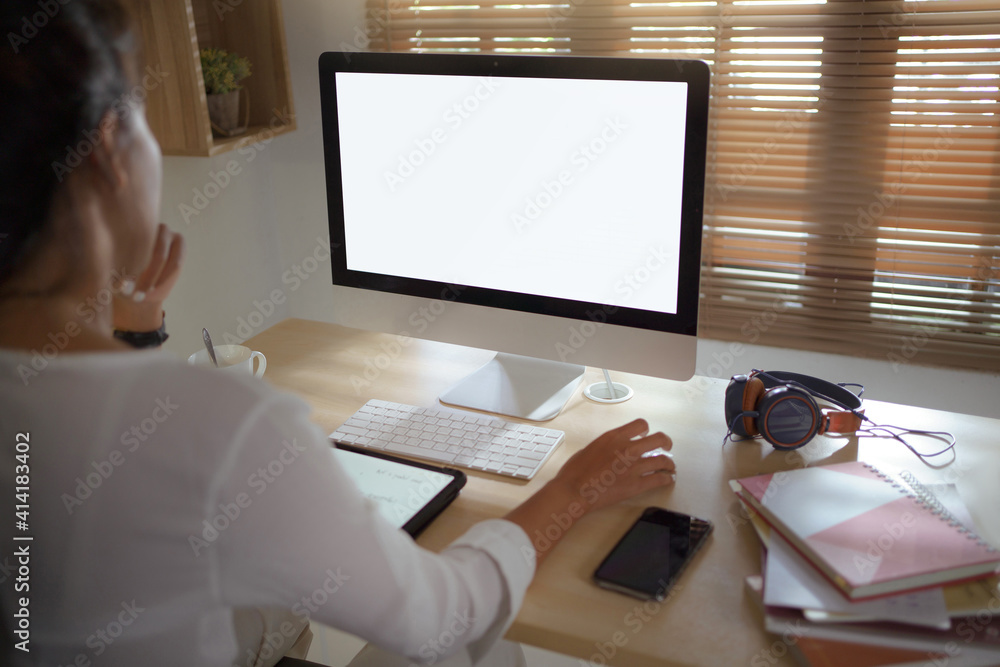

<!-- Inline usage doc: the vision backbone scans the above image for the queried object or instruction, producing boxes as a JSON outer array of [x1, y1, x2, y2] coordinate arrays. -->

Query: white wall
[[158, 151, 288, 358], [269, 1, 367, 323], [158, 1, 365, 359], [160, 0, 998, 420]]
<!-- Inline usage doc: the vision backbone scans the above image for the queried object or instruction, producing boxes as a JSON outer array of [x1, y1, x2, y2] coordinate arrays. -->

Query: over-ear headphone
[[724, 370, 865, 450]]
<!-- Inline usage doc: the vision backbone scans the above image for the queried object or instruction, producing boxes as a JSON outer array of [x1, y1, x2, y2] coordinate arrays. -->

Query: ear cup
[[741, 377, 765, 436], [725, 375, 750, 438], [757, 387, 820, 449], [724, 375, 751, 437]]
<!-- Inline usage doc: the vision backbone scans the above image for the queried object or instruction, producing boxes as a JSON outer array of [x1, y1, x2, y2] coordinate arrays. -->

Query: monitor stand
[[439, 352, 585, 421]]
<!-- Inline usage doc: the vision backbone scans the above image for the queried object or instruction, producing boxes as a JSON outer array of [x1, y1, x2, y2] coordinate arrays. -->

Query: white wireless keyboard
[[329, 399, 565, 479]]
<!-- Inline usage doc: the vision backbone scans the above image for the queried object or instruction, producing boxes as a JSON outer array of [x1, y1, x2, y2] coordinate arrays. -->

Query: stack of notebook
[[730, 461, 1000, 667]]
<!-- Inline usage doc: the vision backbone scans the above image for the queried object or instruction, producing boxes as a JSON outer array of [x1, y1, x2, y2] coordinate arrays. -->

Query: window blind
[[362, 0, 1000, 371]]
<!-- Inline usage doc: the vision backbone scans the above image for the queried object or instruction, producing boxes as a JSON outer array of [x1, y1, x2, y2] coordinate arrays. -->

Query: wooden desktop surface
[[246, 318, 1000, 667]]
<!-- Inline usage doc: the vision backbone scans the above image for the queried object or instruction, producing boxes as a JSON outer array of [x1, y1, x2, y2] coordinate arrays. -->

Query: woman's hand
[[113, 223, 184, 333], [549, 418, 675, 513], [505, 418, 675, 565]]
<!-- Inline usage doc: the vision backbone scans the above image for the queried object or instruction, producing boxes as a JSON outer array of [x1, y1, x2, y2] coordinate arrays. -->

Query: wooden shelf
[[125, 0, 296, 157]]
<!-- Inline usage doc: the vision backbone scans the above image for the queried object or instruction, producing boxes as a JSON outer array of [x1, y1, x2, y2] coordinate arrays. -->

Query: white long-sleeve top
[[0, 347, 535, 666]]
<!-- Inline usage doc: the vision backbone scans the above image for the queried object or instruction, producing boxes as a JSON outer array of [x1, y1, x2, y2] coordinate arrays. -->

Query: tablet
[[330, 443, 467, 537]]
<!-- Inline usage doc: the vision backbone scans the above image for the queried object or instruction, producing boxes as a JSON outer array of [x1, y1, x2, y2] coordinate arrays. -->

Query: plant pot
[[206, 90, 248, 138]]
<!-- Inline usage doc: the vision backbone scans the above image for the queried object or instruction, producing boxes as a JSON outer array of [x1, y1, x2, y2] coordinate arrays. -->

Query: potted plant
[[200, 47, 252, 137]]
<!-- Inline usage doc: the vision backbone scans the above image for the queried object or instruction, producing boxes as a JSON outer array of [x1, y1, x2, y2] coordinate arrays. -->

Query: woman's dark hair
[[0, 0, 137, 287]]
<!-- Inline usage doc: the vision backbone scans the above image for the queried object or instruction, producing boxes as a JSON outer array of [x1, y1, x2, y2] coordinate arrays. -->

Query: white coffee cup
[[188, 344, 266, 378]]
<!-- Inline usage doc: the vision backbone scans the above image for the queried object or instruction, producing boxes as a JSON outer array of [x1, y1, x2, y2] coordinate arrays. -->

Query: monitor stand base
[[439, 352, 585, 422]]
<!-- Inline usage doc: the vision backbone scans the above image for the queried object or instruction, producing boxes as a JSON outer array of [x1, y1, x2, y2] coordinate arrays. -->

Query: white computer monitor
[[319, 52, 709, 421]]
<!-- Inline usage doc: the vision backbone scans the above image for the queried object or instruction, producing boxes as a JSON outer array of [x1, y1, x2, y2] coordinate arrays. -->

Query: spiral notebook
[[730, 461, 1000, 600]]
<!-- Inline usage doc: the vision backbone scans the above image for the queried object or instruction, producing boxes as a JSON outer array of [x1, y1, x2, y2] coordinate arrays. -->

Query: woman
[[0, 2, 677, 665]]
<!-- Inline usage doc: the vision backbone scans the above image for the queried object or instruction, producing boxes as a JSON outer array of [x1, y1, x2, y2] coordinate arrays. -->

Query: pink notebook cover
[[734, 461, 1000, 598]]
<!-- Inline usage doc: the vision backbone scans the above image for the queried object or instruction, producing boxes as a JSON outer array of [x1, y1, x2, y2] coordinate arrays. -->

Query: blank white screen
[[336, 71, 688, 315]]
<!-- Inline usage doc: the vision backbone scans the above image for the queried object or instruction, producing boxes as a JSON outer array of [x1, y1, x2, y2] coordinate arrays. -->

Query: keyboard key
[[385, 442, 457, 463], [505, 455, 544, 469]]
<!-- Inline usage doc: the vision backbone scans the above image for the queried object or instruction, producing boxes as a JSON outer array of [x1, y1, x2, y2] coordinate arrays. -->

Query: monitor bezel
[[318, 51, 708, 337]]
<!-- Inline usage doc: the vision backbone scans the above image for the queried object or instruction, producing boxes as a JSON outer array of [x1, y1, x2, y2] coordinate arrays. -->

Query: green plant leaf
[[200, 47, 252, 95]]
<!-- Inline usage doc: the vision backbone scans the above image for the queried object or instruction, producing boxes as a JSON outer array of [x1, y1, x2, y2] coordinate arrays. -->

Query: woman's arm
[[210, 391, 675, 664]]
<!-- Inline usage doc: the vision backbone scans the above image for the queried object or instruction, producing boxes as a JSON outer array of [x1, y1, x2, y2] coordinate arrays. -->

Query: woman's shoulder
[[1, 345, 310, 429]]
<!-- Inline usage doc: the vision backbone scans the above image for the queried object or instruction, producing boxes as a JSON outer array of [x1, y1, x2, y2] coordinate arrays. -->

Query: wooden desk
[[246, 318, 1000, 667]]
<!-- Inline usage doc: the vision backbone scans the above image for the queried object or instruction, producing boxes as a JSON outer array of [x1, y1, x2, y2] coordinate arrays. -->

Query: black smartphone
[[593, 507, 713, 601]]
